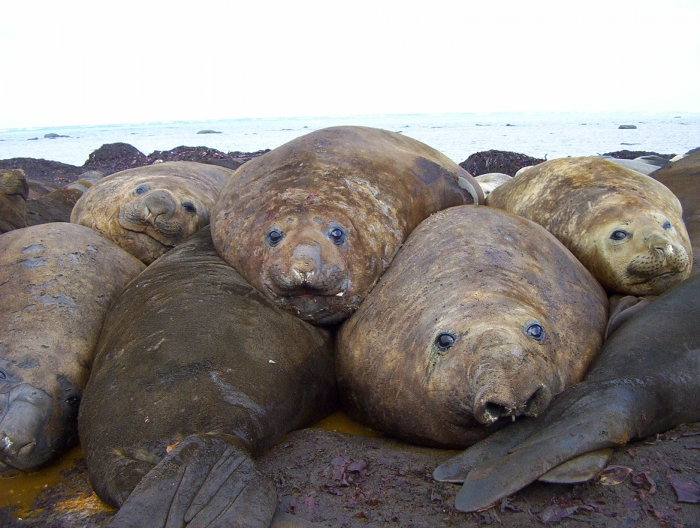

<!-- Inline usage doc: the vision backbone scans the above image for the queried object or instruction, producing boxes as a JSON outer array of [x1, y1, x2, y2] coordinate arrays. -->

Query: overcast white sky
[[2, 0, 699, 129]]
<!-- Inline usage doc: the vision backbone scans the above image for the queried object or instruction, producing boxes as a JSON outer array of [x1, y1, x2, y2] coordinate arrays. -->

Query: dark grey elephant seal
[[71, 161, 233, 264], [0, 223, 145, 475], [336, 206, 607, 449], [211, 126, 483, 325], [433, 272, 700, 512], [79, 227, 338, 527], [0, 169, 29, 233]]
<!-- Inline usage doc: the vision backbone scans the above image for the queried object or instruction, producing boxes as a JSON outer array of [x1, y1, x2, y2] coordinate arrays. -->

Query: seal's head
[[71, 162, 230, 264], [578, 199, 692, 295], [0, 366, 82, 475]]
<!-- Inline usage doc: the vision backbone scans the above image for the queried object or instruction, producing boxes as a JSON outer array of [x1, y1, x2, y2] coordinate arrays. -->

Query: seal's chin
[[270, 287, 358, 325]]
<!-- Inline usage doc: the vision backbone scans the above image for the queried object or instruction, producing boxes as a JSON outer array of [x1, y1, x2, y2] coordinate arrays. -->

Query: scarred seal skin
[[0, 169, 29, 234], [336, 205, 608, 449], [651, 148, 700, 276], [0, 223, 145, 475], [79, 227, 338, 526], [434, 272, 700, 513], [71, 161, 233, 264], [486, 157, 692, 295], [211, 126, 483, 325]]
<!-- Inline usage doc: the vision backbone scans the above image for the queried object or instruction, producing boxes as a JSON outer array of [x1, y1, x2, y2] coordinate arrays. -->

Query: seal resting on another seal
[[0, 223, 145, 475], [211, 126, 483, 325], [25, 174, 104, 226], [336, 206, 608, 449], [486, 156, 692, 295], [0, 169, 29, 233], [79, 227, 338, 527], [71, 161, 233, 264], [651, 148, 700, 276], [434, 272, 700, 512]]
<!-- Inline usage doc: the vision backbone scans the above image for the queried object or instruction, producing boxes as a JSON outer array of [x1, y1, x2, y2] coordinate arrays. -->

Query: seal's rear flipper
[[108, 433, 276, 528], [538, 448, 614, 484]]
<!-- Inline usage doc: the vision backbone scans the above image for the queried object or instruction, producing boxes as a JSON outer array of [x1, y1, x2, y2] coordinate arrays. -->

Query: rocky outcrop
[[460, 150, 545, 177]]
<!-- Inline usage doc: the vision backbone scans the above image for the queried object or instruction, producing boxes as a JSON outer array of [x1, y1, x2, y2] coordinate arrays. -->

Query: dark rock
[[459, 149, 545, 177], [0, 158, 84, 184], [82, 143, 149, 174], [618, 125, 637, 129], [196, 130, 222, 134], [602, 150, 676, 160], [44, 133, 70, 139], [145, 146, 270, 171]]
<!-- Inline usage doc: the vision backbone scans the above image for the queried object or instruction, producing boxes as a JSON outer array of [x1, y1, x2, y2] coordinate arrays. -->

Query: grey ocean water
[[1, 112, 699, 167]]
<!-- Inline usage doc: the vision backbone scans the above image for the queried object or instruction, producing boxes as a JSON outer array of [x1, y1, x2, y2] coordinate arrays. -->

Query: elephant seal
[[25, 175, 104, 226], [0, 223, 145, 475], [211, 126, 483, 325], [650, 148, 700, 276], [336, 205, 608, 449], [0, 169, 29, 233], [474, 173, 512, 196], [71, 161, 233, 264], [79, 227, 338, 527], [433, 272, 700, 512], [486, 156, 692, 295]]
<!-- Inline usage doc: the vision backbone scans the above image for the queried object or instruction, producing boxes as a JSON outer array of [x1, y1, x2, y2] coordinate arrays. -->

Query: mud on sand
[[1, 419, 699, 528]]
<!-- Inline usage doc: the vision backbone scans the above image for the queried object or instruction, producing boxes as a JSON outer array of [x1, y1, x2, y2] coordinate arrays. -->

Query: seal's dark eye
[[435, 332, 456, 350], [328, 227, 347, 245], [266, 228, 284, 246], [525, 323, 545, 341], [182, 202, 196, 214], [0, 369, 7, 380], [610, 230, 629, 241], [65, 396, 80, 407], [662, 221, 671, 230], [135, 185, 147, 195]]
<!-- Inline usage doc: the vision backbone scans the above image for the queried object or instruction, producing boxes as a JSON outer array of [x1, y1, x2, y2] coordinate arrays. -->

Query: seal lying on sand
[[0, 223, 144, 475], [71, 161, 233, 264], [211, 126, 483, 325], [651, 148, 700, 276], [0, 169, 29, 233], [486, 156, 692, 295], [434, 272, 700, 512], [79, 227, 338, 527], [336, 206, 608, 449]]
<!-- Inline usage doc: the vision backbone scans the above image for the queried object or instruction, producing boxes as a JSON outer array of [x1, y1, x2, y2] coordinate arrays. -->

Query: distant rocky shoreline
[[0, 142, 677, 186]]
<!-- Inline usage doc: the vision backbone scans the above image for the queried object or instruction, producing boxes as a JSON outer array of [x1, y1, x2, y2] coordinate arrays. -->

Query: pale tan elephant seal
[[336, 205, 608, 449], [0, 169, 29, 233], [0, 223, 145, 475], [211, 126, 483, 325], [71, 161, 233, 264], [486, 156, 692, 295], [474, 173, 512, 196]]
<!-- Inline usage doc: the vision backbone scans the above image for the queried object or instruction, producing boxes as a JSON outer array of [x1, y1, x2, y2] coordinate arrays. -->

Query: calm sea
[[1, 112, 699, 167]]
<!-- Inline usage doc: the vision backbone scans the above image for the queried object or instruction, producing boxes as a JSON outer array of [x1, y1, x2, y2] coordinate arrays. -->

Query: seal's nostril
[[17, 442, 36, 458]]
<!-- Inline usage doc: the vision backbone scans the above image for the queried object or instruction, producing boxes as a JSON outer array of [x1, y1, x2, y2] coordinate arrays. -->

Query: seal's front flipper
[[433, 417, 539, 483], [109, 433, 276, 528], [538, 448, 614, 484], [453, 381, 652, 512]]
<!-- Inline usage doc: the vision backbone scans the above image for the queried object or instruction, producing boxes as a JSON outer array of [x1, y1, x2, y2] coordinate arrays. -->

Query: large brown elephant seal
[[25, 174, 104, 226], [434, 271, 700, 512], [211, 126, 483, 325], [650, 148, 700, 276], [71, 161, 233, 264], [0, 223, 145, 475], [0, 169, 29, 233], [79, 227, 338, 527], [336, 205, 608, 449], [486, 156, 692, 295]]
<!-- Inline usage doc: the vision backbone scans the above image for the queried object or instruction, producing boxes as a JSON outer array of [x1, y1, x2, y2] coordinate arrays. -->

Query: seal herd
[[1, 126, 698, 525]]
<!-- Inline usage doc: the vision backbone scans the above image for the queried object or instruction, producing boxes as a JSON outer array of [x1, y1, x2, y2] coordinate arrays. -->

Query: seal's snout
[[0, 383, 54, 473], [137, 190, 177, 224], [473, 383, 551, 425], [290, 243, 321, 285]]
